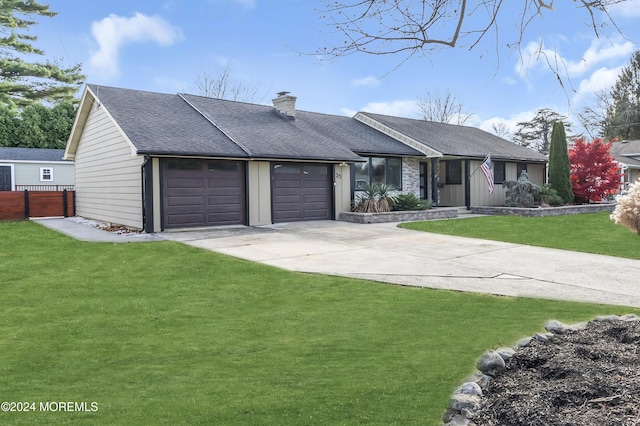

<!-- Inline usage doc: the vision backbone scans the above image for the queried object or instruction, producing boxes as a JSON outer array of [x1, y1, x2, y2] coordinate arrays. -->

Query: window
[[445, 160, 462, 184], [517, 163, 528, 178], [354, 157, 402, 190], [40, 167, 53, 182], [208, 161, 239, 172], [167, 160, 201, 170], [493, 161, 506, 184]]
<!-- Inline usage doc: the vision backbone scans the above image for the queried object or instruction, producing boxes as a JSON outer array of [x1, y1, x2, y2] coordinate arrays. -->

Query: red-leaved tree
[[569, 138, 620, 203]]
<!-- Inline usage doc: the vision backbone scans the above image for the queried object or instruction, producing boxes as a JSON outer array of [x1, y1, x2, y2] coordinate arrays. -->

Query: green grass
[[400, 212, 640, 259], [1, 221, 638, 425]]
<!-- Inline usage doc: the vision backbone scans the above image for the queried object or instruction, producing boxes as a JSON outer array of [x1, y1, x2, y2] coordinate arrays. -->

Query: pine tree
[[548, 121, 574, 204], [0, 1, 84, 109], [606, 50, 640, 140], [512, 108, 572, 155], [569, 138, 620, 203]]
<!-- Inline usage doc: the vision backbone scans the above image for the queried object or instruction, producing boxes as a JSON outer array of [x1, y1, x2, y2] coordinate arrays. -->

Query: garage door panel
[[274, 180, 302, 189], [166, 178, 205, 188], [163, 159, 245, 228], [167, 196, 205, 207], [303, 195, 328, 204], [165, 213, 205, 226], [207, 195, 243, 205]]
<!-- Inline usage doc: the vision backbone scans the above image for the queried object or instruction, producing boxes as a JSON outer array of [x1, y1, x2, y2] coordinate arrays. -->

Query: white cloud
[[341, 100, 420, 118], [352, 76, 381, 88], [515, 38, 634, 80], [564, 39, 635, 76], [90, 13, 183, 78], [572, 66, 624, 104]]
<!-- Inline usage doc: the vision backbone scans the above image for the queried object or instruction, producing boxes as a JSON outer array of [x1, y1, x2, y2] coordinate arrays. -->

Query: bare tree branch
[[191, 62, 266, 103], [417, 89, 472, 125], [316, 0, 628, 67]]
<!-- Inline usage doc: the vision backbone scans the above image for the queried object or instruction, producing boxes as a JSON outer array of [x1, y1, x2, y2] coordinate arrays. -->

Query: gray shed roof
[[0, 147, 69, 162], [610, 140, 640, 169], [359, 112, 548, 162]]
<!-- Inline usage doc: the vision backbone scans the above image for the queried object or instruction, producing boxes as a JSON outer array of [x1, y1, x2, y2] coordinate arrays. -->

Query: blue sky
[[34, 0, 640, 136]]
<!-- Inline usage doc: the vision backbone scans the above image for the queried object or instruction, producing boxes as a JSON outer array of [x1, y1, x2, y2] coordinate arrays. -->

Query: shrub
[[611, 179, 640, 235], [535, 184, 564, 207], [393, 193, 433, 211], [503, 171, 540, 208], [353, 183, 397, 212]]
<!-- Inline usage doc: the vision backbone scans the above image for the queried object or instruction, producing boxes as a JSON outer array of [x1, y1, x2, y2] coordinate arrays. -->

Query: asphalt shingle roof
[[180, 94, 369, 161], [0, 147, 69, 162], [610, 140, 640, 168], [359, 112, 548, 162], [88, 85, 249, 158]]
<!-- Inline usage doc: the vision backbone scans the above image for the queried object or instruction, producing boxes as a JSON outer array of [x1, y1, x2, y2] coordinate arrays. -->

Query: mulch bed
[[473, 320, 640, 425]]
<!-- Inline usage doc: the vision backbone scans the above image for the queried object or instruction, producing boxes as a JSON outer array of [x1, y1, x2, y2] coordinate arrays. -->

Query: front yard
[[1, 220, 637, 425], [400, 212, 640, 259]]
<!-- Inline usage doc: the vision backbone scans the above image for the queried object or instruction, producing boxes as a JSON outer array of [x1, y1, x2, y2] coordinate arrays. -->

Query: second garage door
[[163, 159, 245, 228], [272, 163, 332, 223]]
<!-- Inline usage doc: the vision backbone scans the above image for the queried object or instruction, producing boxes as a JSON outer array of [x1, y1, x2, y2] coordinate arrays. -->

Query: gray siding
[[13, 162, 74, 186], [74, 104, 144, 229]]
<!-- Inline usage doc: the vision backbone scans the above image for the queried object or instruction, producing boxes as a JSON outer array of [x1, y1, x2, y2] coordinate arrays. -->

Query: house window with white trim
[[40, 167, 53, 182]]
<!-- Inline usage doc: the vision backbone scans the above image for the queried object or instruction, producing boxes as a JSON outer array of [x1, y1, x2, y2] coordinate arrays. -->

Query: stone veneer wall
[[401, 157, 420, 196], [470, 203, 615, 217], [340, 207, 458, 224]]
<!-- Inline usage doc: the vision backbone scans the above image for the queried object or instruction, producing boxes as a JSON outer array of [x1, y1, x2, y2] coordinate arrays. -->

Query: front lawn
[[400, 212, 640, 259], [1, 221, 637, 425]]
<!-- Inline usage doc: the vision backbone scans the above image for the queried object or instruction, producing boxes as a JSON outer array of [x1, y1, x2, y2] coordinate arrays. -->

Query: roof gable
[[358, 112, 548, 162]]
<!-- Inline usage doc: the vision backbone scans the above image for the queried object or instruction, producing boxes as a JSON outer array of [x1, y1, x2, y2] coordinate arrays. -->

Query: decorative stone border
[[470, 203, 615, 217], [339, 207, 458, 224], [442, 314, 640, 426]]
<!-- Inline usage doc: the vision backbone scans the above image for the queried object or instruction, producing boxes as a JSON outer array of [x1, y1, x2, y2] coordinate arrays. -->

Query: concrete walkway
[[34, 217, 640, 308]]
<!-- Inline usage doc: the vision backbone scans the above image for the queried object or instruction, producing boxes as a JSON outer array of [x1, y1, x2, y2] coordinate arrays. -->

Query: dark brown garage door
[[272, 163, 332, 223], [163, 159, 245, 228]]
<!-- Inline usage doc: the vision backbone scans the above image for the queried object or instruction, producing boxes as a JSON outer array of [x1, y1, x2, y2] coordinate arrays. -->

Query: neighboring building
[[64, 84, 546, 232], [0, 147, 75, 191], [610, 140, 640, 191]]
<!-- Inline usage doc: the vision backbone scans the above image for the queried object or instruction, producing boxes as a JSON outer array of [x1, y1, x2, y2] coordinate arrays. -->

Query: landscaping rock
[[454, 382, 482, 397], [476, 350, 505, 376]]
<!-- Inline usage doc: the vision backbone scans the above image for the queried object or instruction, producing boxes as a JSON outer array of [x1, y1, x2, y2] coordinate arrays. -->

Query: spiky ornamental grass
[[612, 179, 640, 235]]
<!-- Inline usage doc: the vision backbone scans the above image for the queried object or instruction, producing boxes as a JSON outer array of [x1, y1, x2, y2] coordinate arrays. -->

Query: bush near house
[[393, 193, 433, 211]]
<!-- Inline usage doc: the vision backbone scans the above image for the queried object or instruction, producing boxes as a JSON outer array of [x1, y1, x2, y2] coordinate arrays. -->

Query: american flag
[[480, 154, 494, 194]]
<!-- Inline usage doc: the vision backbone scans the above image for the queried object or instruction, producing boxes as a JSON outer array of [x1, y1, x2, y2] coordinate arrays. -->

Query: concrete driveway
[[162, 220, 640, 309]]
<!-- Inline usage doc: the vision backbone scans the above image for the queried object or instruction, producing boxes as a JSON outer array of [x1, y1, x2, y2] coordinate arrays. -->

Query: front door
[[0, 165, 11, 191]]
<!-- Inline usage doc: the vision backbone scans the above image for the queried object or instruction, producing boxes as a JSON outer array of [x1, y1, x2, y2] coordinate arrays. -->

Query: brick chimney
[[272, 91, 296, 119]]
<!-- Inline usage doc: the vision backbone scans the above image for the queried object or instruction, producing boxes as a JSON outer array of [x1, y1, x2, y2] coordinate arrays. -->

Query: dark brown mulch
[[473, 320, 640, 426]]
